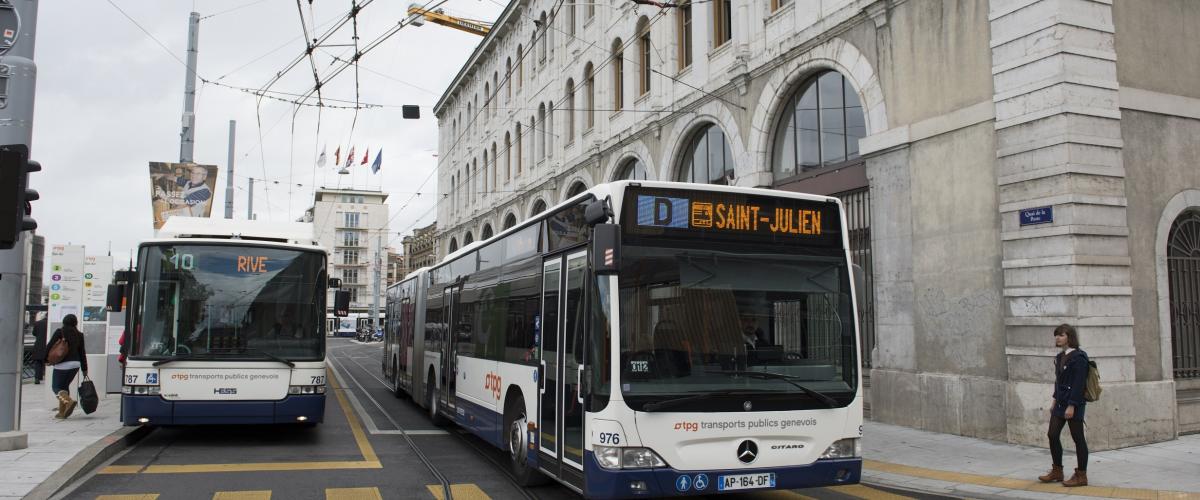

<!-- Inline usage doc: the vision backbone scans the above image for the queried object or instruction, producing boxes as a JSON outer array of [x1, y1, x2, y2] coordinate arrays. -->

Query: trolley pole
[[371, 233, 381, 332], [0, 0, 37, 450], [178, 12, 199, 163], [224, 120, 235, 218]]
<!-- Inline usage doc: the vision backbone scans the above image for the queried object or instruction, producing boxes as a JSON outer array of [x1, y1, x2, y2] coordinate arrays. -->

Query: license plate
[[717, 472, 776, 491]]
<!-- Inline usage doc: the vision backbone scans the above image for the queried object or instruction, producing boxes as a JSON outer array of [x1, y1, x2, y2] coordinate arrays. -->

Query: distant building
[[401, 222, 437, 278], [386, 249, 405, 286], [301, 188, 389, 317], [25, 232, 43, 310]]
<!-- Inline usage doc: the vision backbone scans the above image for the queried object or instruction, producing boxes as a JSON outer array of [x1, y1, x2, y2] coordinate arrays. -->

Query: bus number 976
[[598, 432, 621, 445]]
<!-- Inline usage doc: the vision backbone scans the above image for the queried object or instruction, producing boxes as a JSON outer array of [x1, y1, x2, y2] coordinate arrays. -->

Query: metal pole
[[246, 177, 254, 220], [371, 233, 381, 331], [224, 120, 235, 219], [178, 12, 199, 163], [0, 0, 38, 447]]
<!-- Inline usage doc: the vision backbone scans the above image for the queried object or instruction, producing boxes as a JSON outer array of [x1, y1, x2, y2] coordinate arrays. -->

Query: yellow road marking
[[100, 368, 381, 474], [96, 496, 159, 500], [864, 459, 1198, 499], [213, 491, 272, 500], [325, 487, 383, 500], [829, 484, 912, 499], [752, 491, 818, 500], [426, 484, 491, 500]]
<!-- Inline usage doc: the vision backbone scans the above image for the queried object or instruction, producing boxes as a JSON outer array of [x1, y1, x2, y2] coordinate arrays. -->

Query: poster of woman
[[148, 161, 219, 229]]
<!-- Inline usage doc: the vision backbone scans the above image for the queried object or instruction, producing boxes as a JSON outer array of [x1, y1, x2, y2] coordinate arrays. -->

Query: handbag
[[45, 337, 68, 365], [78, 376, 98, 415]]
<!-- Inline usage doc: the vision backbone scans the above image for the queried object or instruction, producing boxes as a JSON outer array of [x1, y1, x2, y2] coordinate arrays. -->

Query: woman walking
[[1037, 323, 1089, 487], [46, 314, 88, 419]]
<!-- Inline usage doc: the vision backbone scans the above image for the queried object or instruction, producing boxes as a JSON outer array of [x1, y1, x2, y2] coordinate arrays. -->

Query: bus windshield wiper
[[152, 353, 210, 367], [242, 348, 295, 368], [706, 370, 840, 408], [641, 389, 764, 412]]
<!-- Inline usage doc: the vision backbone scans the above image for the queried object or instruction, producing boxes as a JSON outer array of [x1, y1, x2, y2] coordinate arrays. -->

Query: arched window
[[528, 116, 536, 168], [505, 58, 513, 100], [483, 83, 490, 119], [676, 124, 734, 185], [637, 17, 651, 96], [464, 232, 474, 245], [539, 12, 548, 61], [503, 213, 517, 230], [504, 133, 512, 181], [449, 175, 456, 215], [565, 79, 575, 140], [567, 182, 587, 197], [482, 150, 489, 194], [515, 123, 523, 175], [773, 71, 865, 180], [537, 103, 547, 162], [612, 38, 624, 110], [616, 158, 648, 180], [466, 102, 472, 132], [448, 237, 458, 253], [531, 199, 547, 216], [676, 1, 692, 71], [516, 45, 523, 92], [481, 224, 494, 240], [492, 72, 499, 112], [568, 0, 576, 36], [584, 63, 595, 129], [491, 142, 499, 187], [470, 159, 477, 206], [1169, 209, 1200, 379], [546, 101, 554, 158]]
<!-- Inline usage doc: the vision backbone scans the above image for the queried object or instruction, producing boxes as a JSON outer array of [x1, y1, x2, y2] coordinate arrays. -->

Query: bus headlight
[[289, 385, 326, 395], [594, 445, 667, 470], [820, 438, 861, 459], [124, 386, 160, 395]]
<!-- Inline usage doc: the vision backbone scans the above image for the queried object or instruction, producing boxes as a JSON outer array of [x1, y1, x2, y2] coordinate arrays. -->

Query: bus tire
[[505, 397, 547, 486], [427, 373, 447, 426]]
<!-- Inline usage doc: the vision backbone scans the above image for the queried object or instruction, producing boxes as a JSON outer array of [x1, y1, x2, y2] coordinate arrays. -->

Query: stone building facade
[[432, 0, 1200, 448], [401, 222, 438, 278], [301, 188, 390, 315]]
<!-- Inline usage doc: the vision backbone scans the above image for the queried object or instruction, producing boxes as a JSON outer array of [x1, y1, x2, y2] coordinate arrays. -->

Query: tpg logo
[[484, 373, 502, 400], [673, 421, 699, 432], [213, 388, 237, 395]]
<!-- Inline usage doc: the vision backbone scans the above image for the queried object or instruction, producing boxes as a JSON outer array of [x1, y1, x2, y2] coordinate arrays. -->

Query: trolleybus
[[116, 218, 343, 426], [384, 181, 864, 497]]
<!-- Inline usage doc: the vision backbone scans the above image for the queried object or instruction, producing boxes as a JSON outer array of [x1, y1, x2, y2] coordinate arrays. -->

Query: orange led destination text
[[237, 256, 269, 273], [691, 202, 821, 235]]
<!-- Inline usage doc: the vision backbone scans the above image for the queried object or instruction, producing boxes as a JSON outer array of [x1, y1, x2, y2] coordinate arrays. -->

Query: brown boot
[[1063, 468, 1087, 487], [1038, 465, 1064, 482], [55, 391, 69, 419]]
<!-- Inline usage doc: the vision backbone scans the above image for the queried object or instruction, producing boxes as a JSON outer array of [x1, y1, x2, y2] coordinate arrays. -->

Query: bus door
[[538, 250, 588, 484], [442, 285, 461, 410]]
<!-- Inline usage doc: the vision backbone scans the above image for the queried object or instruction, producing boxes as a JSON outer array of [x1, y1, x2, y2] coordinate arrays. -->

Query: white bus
[[384, 181, 864, 497], [117, 218, 340, 426]]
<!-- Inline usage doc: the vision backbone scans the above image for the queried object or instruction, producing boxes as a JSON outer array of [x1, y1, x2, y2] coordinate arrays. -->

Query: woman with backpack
[[1037, 323, 1089, 487], [44, 314, 88, 419]]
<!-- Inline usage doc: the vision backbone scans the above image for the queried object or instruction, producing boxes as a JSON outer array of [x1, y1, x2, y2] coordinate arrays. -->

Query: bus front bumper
[[121, 394, 326, 426], [584, 452, 861, 499]]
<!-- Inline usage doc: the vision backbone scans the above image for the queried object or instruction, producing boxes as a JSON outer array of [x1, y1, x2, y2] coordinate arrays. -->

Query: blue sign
[[637, 195, 689, 228], [1020, 206, 1053, 226], [675, 474, 692, 492], [146, 373, 158, 385], [694, 474, 709, 491]]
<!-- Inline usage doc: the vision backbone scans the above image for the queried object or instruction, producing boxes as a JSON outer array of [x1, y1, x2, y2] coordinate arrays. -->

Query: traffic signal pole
[[0, 0, 38, 450]]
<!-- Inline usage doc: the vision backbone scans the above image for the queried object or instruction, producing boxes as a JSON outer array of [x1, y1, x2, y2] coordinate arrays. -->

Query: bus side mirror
[[106, 284, 126, 312], [851, 263, 866, 318], [592, 224, 620, 275], [334, 290, 351, 317], [585, 198, 612, 226]]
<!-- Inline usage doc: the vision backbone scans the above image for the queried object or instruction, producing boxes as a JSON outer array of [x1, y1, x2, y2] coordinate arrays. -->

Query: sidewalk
[[0, 381, 140, 500], [863, 420, 1200, 499]]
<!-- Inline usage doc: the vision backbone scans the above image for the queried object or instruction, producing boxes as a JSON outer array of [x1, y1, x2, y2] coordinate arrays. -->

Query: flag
[[371, 149, 383, 174], [317, 145, 327, 167], [334, 146, 341, 167], [361, 148, 369, 165], [345, 146, 355, 168]]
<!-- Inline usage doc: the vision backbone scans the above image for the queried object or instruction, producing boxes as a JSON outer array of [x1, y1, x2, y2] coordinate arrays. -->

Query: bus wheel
[[505, 399, 547, 486], [427, 374, 446, 426]]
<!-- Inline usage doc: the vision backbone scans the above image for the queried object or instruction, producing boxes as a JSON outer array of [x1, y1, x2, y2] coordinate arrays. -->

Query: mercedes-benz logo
[[743, 400, 752, 411], [737, 440, 758, 464]]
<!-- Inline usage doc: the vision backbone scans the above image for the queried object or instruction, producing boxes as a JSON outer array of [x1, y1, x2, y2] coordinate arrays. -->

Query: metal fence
[[1169, 210, 1200, 380], [838, 188, 875, 369]]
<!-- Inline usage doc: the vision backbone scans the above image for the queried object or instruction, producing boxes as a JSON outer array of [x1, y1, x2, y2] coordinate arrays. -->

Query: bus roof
[[148, 217, 323, 250]]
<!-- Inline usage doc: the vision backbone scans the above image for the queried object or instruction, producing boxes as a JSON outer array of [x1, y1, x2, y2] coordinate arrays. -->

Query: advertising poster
[[149, 161, 219, 230], [48, 244, 85, 330]]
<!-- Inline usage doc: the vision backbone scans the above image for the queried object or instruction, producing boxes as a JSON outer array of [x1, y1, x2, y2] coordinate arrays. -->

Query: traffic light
[[0, 144, 38, 249]]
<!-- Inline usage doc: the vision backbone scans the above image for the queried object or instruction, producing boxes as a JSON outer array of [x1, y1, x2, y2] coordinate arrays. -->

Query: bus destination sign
[[625, 188, 840, 246]]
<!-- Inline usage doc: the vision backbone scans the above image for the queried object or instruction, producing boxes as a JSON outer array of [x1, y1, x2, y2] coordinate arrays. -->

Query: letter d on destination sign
[[637, 195, 689, 228]]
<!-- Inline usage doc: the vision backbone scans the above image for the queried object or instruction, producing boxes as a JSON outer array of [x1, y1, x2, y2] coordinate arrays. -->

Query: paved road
[[60, 339, 946, 500]]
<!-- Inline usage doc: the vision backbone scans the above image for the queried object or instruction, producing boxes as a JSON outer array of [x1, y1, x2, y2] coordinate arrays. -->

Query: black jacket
[[31, 318, 47, 359], [46, 327, 88, 374], [1053, 349, 1088, 407]]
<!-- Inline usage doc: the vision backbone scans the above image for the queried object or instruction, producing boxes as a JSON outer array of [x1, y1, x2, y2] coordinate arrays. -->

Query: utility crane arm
[[406, 4, 491, 37]]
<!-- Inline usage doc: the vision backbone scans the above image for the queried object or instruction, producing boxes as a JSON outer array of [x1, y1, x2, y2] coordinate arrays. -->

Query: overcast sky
[[29, 0, 503, 273]]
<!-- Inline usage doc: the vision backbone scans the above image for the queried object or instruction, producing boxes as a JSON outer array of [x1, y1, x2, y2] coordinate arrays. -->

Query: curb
[[23, 424, 154, 500]]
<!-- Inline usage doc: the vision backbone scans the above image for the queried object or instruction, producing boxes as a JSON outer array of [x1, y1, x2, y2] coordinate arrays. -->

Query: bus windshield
[[618, 244, 857, 412], [131, 244, 327, 361]]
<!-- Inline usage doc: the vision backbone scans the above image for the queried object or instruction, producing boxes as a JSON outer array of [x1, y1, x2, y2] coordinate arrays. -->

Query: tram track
[[334, 341, 559, 500]]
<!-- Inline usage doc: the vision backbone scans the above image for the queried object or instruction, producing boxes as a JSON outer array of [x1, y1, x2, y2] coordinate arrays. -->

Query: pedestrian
[[1037, 323, 1089, 487], [46, 314, 88, 419], [30, 316, 47, 384]]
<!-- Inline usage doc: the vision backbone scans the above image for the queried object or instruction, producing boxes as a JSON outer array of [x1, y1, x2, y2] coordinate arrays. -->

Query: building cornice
[[433, 0, 522, 116]]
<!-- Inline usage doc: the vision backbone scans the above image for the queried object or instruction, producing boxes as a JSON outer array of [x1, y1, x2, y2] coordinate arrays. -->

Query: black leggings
[[1048, 415, 1087, 471]]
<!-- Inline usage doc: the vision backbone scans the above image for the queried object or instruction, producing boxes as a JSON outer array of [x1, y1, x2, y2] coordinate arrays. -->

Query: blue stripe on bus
[[121, 394, 325, 426], [582, 451, 861, 499], [453, 397, 505, 449]]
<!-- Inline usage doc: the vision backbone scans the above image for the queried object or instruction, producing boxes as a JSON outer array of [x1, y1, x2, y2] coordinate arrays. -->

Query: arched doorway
[[448, 237, 459, 253], [503, 213, 517, 230], [463, 232, 474, 245], [676, 123, 734, 185], [481, 224, 494, 240], [1168, 209, 1200, 380]]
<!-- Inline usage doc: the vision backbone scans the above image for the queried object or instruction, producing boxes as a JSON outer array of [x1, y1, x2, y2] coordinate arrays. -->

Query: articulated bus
[[117, 218, 335, 426], [384, 181, 863, 498]]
